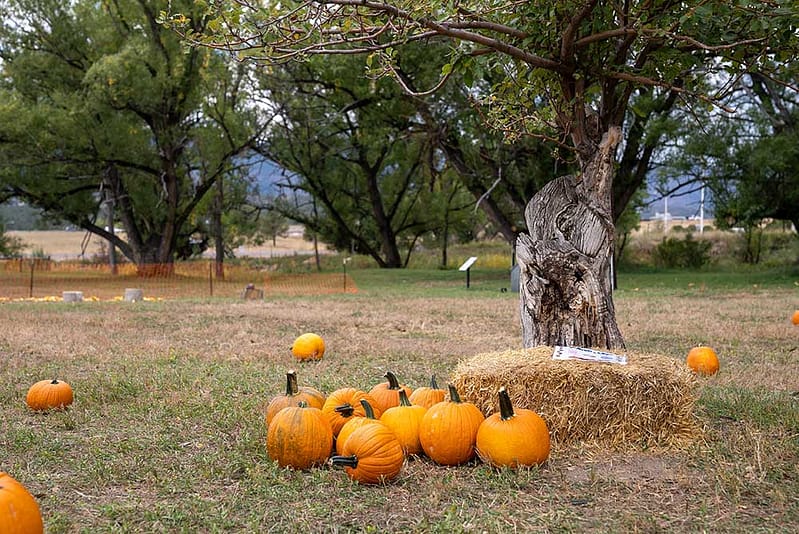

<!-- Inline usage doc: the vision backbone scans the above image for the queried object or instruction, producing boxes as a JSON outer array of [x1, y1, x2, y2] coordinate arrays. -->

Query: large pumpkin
[[408, 375, 446, 409], [321, 388, 383, 437], [0, 472, 44, 534], [25, 379, 73, 411], [476, 387, 550, 468], [686, 346, 720, 376], [335, 399, 385, 455], [368, 371, 413, 413], [266, 370, 326, 426], [291, 333, 326, 361], [419, 384, 485, 466], [266, 402, 333, 470], [330, 423, 405, 484], [380, 389, 426, 456]]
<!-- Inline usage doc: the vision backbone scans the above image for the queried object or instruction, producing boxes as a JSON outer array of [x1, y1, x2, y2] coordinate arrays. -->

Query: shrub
[[652, 233, 712, 269]]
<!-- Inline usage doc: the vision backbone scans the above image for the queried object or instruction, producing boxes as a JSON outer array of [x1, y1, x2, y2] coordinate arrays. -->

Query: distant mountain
[[639, 182, 713, 221]]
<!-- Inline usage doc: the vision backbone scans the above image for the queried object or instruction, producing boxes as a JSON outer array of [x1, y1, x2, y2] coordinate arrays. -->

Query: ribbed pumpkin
[[330, 423, 405, 484], [476, 387, 550, 468], [25, 379, 73, 411], [380, 389, 427, 456], [266, 402, 333, 469], [321, 388, 383, 437], [266, 370, 326, 426], [408, 375, 446, 409], [686, 346, 720, 376], [419, 384, 485, 466], [0, 472, 44, 534], [336, 399, 385, 455], [291, 333, 326, 361], [368, 371, 413, 413]]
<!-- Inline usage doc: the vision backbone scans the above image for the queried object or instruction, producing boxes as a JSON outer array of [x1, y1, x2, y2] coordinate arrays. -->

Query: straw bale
[[451, 346, 702, 449]]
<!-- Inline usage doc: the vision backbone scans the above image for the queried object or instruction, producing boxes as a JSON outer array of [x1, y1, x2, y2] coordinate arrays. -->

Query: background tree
[[0, 0, 266, 274], [168, 1, 797, 347]]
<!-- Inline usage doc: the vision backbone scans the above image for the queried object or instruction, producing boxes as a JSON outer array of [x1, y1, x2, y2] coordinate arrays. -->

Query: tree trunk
[[516, 127, 625, 350], [213, 175, 225, 279]]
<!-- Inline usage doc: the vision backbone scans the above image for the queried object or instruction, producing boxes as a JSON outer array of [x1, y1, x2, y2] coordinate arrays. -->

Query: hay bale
[[451, 346, 702, 449]]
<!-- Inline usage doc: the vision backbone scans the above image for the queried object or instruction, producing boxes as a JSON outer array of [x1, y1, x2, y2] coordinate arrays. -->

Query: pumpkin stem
[[330, 455, 359, 468], [285, 370, 299, 396], [360, 399, 377, 419], [334, 403, 355, 417], [398, 389, 412, 407], [430, 375, 439, 389], [498, 387, 516, 421], [447, 384, 462, 403], [297, 400, 308, 408], [384, 371, 401, 390], [51, 379, 59, 384]]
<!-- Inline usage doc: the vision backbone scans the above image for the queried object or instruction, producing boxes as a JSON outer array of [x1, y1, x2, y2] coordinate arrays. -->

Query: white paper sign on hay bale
[[451, 346, 702, 449]]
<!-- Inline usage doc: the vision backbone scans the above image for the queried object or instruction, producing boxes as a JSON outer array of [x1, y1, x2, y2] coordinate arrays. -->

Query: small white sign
[[459, 256, 478, 271], [552, 346, 627, 365]]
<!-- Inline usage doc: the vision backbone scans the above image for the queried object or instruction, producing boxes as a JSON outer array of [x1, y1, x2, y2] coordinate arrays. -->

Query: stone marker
[[124, 288, 144, 302], [62, 291, 84, 303]]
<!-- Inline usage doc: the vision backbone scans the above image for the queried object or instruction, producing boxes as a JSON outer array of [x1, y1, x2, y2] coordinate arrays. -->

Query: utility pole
[[699, 185, 705, 235]]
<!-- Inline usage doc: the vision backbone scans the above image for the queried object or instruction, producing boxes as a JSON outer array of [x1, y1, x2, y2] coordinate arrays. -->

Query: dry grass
[[1, 274, 798, 532]]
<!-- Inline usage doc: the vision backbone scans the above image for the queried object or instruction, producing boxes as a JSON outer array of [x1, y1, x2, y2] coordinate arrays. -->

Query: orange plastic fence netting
[[0, 260, 357, 301]]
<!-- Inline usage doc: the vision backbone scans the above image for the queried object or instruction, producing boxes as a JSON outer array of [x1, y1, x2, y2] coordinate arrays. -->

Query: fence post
[[28, 259, 34, 298], [209, 260, 214, 297]]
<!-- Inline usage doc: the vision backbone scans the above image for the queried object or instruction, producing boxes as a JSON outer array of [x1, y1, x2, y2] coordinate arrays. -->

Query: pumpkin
[[368, 371, 413, 413], [330, 423, 405, 484], [321, 388, 383, 436], [408, 374, 446, 409], [380, 389, 426, 456], [266, 402, 333, 470], [686, 346, 720, 376], [266, 370, 326, 427], [792, 310, 799, 326], [336, 399, 385, 455], [0, 472, 44, 534], [419, 384, 485, 466], [25, 379, 73, 411], [291, 333, 325, 361], [476, 387, 550, 468]]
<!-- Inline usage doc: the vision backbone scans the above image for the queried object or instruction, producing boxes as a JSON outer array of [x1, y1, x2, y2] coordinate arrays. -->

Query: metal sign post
[[458, 256, 478, 289]]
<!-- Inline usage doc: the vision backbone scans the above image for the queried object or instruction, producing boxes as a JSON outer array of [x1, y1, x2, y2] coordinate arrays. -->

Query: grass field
[[1, 267, 798, 532]]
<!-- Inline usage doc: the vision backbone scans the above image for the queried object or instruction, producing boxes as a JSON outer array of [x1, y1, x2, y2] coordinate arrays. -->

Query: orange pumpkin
[[0, 472, 44, 534], [368, 371, 413, 413], [336, 399, 385, 455], [266, 402, 333, 470], [380, 389, 427, 456], [330, 423, 405, 484], [266, 370, 326, 426], [791, 310, 799, 326], [25, 379, 73, 411], [419, 384, 485, 466], [686, 346, 720, 376], [321, 388, 383, 437], [408, 375, 446, 408], [476, 387, 550, 468], [291, 333, 325, 361]]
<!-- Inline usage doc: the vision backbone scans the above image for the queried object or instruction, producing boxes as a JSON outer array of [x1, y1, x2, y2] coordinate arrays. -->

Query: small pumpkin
[[291, 333, 325, 361], [380, 389, 427, 456], [0, 472, 44, 534], [336, 399, 385, 455], [266, 370, 326, 426], [330, 423, 405, 484], [419, 384, 485, 466], [368, 371, 413, 413], [686, 346, 720, 376], [321, 388, 383, 436], [408, 374, 446, 408], [476, 387, 550, 468], [266, 402, 333, 470], [791, 310, 799, 326], [25, 379, 73, 411]]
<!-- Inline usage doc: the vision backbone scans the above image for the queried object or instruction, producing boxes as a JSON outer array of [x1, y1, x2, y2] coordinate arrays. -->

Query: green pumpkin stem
[[398, 389, 412, 407], [430, 375, 439, 389], [447, 384, 462, 403], [330, 455, 359, 468], [498, 387, 515, 421], [384, 371, 401, 390], [285, 370, 299, 396], [51, 379, 59, 384], [359, 399, 377, 419], [334, 403, 355, 417], [297, 400, 308, 408]]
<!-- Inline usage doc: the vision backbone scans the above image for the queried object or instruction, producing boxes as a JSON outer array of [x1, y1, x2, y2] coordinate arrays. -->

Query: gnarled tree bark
[[516, 127, 625, 350]]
